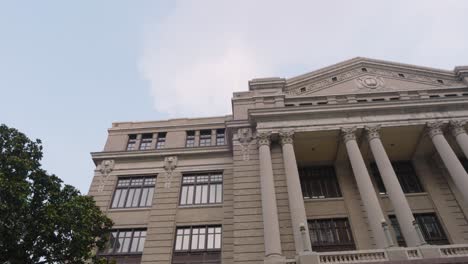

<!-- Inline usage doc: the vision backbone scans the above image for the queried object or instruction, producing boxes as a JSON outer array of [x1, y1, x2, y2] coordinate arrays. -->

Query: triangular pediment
[[285, 57, 464, 96]]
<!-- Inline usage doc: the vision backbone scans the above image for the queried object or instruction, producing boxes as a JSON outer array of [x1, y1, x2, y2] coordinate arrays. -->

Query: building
[[88, 58, 468, 264]]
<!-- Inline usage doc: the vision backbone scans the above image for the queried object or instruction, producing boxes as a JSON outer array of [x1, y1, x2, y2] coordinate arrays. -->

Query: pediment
[[285, 57, 464, 96]]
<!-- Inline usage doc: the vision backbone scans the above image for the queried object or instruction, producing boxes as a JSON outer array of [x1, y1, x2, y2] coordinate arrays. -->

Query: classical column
[[365, 126, 425, 247], [427, 122, 468, 205], [341, 127, 390, 249], [450, 120, 468, 159], [257, 132, 284, 262], [279, 130, 313, 254]]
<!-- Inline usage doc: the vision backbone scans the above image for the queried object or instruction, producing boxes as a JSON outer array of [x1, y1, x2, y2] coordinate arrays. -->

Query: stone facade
[[88, 58, 468, 263]]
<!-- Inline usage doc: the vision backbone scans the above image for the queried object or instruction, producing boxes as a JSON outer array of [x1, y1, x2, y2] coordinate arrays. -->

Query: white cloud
[[140, 0, 468, 117]]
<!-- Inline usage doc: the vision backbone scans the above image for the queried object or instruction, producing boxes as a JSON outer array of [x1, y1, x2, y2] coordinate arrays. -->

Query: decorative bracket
[[237, 128, 253, 161], [163, 156, 178, 188], [97, 160, 114, 192]]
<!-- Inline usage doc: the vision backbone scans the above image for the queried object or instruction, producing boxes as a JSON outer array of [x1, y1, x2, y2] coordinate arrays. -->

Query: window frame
[[199, 130, 212, 147], [299, 166, 342, 199], [308, 218, 356, 252], [101, 228, 147, 255], [389, 213, 449, 246], [216, 129, 225, 146], [110, 176, 156, 209], [179, 172, 223, 206], [126, 134, 138, 151], [172, 225, 222, 264], [156, 132, 167, 149], [139, 133, 153, 150], [186, 131, 195, 147]]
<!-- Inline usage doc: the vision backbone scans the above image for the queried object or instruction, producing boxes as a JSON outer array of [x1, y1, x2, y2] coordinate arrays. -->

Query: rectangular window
[[102, 228, 147, 255], [179, 173, 223, 206], [139, 133, 153, 150], [308, 218, 356, 252], [126, 134, 137, 151], [199, 130, 212, 147], [299, 166, 342, 199], [186, 131, 195, 147], [156, 132, 167, 149], [216, 129, 225, 145], [172, 226, 222, 264], [111, 177, 156, 209], [389, 213, 449, 246], [370, 161, 424, 194]]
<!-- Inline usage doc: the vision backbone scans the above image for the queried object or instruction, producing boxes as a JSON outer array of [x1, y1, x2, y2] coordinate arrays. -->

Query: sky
[[1, 0, 468, 193]]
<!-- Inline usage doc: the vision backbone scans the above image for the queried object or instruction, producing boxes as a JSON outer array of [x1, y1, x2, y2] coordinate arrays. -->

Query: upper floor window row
[[180, 172, 223, 206], [126, 132, 167, 151], [111, 176, 156, 209], [186, 129, 226, 147], [370, 161, 424, 194]]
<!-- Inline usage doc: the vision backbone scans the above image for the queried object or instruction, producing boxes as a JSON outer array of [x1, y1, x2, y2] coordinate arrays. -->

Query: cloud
[[140, 0, 468, 117]]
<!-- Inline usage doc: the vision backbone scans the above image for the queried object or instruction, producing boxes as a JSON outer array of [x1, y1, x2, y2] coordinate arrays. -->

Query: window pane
[[140, 188, 148, 207], [130, 237, 139, 252], [192, 232, 199, 250], [182, 234, 190, 250], [111, 189, 122, 208], [207, 234, 214, 249], [117, 189, 128, 208], [195, 186, 202, 204], [175, 235, 183, 250], [201, 185, 208, 204], [145, 188, 154, 207], [216, 184, 222, 203], [198, 229, 206, 250], [180, 186, 188, 205], [125, 189, 135, 207], [187, 186, 194, 205], [214, 233, 221, 249], [137, 236, 146, 252], [132, 189, 141, 207], [209, 185, 216, 203]]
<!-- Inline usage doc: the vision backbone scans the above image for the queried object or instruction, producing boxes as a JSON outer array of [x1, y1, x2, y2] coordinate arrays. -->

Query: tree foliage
[[0, 124, 113, 264]]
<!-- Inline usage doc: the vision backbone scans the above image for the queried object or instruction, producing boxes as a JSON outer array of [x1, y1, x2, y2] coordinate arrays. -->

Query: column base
[[295, 252, 319, 264], [264, 254, 286, 264]]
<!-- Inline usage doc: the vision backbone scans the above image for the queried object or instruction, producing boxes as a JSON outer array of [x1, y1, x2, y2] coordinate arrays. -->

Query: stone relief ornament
[[279, 130, 295, 146], [449, 120, 467, 137], [163, 156, 178, 188], [97, 160, 114, 192], [237, 128, 253, 161], [426, 121, 444, 139], [355, 76, 385, 90]]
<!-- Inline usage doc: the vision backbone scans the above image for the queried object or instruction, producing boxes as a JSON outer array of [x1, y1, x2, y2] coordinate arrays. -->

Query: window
[[216, 129, 225, 145], [180, 173, 223, 206], [126, 134, 137, 151], [389, 213, 449, 246], [332, 77, 338, 82], [299, 166, 342, 199], [300, 87, 306, 92], [111, 177, 156, 209], [156, 132, 167, 149], [186, 131, 195, 147], [361, 67, 368, 72], [139, 133, 153, 150], [172, 226, 222, 264], [437, 79, 444, 84], [370, 161, 424, 194], [199, 130, 212, 147], [102, 229, 147, 255], [308, 218, 356, 252], [398, 73, 405, 78]]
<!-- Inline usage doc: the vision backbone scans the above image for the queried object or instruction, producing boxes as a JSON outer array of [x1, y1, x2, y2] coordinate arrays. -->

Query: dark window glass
[[111, 177, 156, 209], [299, 166, 342, 199], [101, 229, 147, 255], [370, 161, 424, 194], [308, 218, 356, 252], [461, 159, 468, 172], [180, 173, 223, 206], [216, 129, 225, 145], [172, 226, 222, 264], [139, 133, 153, 150], [199, 130, 212, 147], [156, 132, 167, 149], [389, 213, 449, 246], [186, 131, 195, 147], [126, 134, 137, 151]]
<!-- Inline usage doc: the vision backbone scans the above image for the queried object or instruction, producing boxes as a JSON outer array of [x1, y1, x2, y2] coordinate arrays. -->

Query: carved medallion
[[356, 76, 385, 89]]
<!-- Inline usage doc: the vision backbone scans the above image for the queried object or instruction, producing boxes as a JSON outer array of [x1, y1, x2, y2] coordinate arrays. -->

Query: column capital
[[256, 131, 272, 147], [341, 127, 357, 143], [279, 130, 294, 146], [365, 125, 382, 141], [426, 121, 444, 139], [449, 120, 467, 137]]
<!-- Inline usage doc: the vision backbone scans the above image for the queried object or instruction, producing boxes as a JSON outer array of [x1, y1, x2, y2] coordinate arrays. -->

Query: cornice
[[91, 145, 231, 165]]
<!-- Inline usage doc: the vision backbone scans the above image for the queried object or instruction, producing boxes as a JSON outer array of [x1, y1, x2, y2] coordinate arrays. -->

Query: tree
[[0, 124, 113, 264]]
